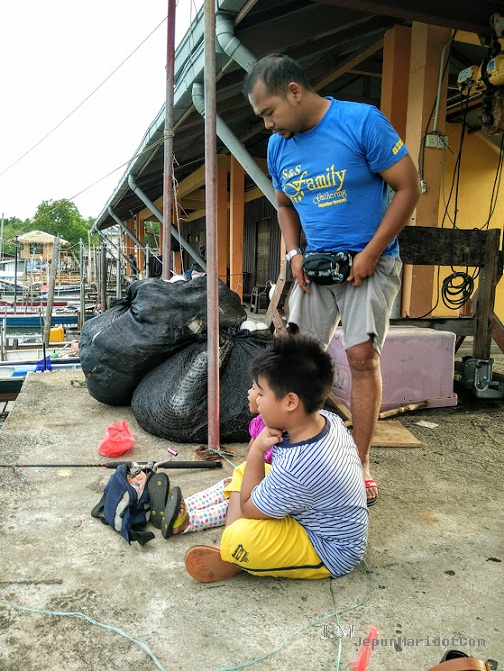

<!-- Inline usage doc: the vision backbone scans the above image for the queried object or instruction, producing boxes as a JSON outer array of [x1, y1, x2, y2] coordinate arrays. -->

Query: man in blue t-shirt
[[243, 54, 421, 507]]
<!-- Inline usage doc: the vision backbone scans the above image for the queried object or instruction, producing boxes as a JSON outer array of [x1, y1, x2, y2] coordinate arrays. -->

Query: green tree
[[32, 199, 91, 247], [2, 216, 31, 256]]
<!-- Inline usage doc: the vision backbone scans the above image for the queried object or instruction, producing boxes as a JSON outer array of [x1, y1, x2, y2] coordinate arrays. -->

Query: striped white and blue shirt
[[251, 410, 368, 577]]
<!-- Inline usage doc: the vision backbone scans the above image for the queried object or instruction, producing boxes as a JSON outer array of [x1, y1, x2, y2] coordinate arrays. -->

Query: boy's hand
[[252, 426, 283, 454]]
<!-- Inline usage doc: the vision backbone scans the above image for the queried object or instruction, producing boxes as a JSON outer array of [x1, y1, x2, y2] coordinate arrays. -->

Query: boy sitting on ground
[[184, 335, 369, 583]]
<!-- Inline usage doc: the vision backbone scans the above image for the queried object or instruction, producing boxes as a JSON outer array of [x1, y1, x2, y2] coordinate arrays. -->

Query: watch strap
[[286, 248, 302, 262]]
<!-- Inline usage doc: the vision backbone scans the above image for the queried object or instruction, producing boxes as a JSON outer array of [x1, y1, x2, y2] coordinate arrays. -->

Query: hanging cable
[[418, 31, 457, 183], [0, 16, 167, 179], [441, 270, 475, 309], [481, 131, 504, 230]]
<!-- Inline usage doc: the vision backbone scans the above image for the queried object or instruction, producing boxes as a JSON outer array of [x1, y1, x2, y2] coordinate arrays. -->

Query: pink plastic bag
[[98, 420, 135, 457]]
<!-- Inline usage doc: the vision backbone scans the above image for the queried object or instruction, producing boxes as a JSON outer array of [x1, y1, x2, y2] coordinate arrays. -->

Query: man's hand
[[290, 254, 310, 293], [347, 250, 379, 287]]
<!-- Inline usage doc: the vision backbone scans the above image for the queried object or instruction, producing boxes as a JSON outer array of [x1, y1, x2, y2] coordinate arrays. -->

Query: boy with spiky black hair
[[185, 336, 368, 583]]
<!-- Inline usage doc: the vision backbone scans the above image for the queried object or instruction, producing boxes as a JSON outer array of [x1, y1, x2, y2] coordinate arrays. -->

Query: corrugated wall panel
[[243, 197, 280, 297]]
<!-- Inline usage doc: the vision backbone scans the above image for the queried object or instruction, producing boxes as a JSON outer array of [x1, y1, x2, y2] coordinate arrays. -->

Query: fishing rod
[[0, 459, 222, 470]]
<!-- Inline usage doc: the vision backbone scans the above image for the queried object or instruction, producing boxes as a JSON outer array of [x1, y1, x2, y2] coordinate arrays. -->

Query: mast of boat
[[43, 236, 60, 346]]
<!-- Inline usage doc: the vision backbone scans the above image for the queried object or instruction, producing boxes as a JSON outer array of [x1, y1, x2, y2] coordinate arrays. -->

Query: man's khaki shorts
[[287, 255, 402, 353]]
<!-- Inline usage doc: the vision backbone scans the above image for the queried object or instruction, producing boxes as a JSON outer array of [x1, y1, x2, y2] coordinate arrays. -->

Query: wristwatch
[[286, 248, 302, 262]]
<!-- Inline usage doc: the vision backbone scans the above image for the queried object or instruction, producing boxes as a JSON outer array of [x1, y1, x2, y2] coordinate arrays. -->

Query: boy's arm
[[240, 427, 282, 520]]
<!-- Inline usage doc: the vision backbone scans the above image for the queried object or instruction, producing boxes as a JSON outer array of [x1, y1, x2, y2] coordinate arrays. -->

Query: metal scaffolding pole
[[162, 0, 176, 280], [204, 0, 220, 450]]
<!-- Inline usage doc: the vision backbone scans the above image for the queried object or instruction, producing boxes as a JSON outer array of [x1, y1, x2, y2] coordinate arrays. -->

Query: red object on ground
[[348, 626, 379, 671], [98, 420, 135, 457]]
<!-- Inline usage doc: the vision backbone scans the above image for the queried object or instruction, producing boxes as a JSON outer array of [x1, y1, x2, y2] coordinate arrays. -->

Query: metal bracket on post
[[456, 357, 504, 399]]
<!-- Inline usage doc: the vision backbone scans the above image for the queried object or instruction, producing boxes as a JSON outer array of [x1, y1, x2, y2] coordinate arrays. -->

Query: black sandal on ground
[[146, 472, 170, 529]]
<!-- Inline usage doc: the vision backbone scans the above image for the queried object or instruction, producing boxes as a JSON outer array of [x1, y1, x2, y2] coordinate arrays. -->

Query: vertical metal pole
[[161, 0, 176, 280], [116, 230, 122, 298], [13, 236, 18, 314], [145, 244, 151, 278], [204, 0, 220, 450], [100, 243, 107, 312], [0, 318, 5, 362], [28, 254, 35, 311], [43, 237, 60, 346], [0, 213, 4, 261], [87, 230, 93, 284], [79, 238, 85, 331]]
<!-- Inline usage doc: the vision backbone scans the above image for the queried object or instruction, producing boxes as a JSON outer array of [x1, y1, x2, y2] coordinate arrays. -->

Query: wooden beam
[[245, 186, 265, 203], [313, 39, 384, 91], [398, 226, 500, 267], [177, 164, 207, 200], [184, 208, 206, 222], [349, 68, 382, 78], [264, 261, 290, 335], [474, 228, 501, 359], [313, 0, 493, 36], [492, 313, 504, 355], [390, 316, 474, 336], [216, 155, 229, 283]]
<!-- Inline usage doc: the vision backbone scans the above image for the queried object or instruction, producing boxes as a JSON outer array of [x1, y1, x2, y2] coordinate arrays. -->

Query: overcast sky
[[0, 0, 202, 223]]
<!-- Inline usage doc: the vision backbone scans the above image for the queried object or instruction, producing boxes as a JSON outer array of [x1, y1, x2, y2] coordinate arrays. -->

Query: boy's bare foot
[[185, 545, 243, 583]]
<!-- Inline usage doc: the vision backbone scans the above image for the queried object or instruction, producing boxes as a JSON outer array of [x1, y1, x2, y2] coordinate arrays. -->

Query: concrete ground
[[0, 356, 503, 671]]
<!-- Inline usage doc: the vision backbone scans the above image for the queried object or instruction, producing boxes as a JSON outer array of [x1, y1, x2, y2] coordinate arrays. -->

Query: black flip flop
[[161, 486, 187, 539], [147, 472, 170, 529]]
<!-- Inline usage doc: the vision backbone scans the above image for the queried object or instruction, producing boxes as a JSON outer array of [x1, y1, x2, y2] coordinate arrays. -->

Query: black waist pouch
[[302, 251, 353, 285]]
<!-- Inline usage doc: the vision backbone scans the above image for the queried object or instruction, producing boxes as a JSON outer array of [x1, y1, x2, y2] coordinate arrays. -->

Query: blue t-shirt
[[267, 99, 409, 255], [251, 410, 368, 577]]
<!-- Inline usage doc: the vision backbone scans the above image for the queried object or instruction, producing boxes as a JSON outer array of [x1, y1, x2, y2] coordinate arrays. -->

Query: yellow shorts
[[220, 461, 331, 580]]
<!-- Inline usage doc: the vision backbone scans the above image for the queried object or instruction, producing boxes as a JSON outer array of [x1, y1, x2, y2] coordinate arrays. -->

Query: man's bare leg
[[346, 340, 382, 503]]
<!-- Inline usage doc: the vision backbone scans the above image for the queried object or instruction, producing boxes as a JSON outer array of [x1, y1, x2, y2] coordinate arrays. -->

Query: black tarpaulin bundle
[[80, 277, 247, 406], [131, 329, 273, 443]]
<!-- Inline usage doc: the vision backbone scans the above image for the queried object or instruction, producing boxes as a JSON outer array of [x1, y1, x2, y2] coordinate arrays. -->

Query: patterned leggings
[[184, 477, 231, 533]]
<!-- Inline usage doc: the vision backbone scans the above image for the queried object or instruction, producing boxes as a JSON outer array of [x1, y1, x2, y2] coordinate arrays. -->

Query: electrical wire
[[0, 16, 167, 180], [0, 558, 375, 671], [441, 271, 475, 309], [418, 30, 457, 183], [0, 597, 168, 671], [482, 131, 504, 229], [427, 84, 504, 315], [2, 2, 201, 228]]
